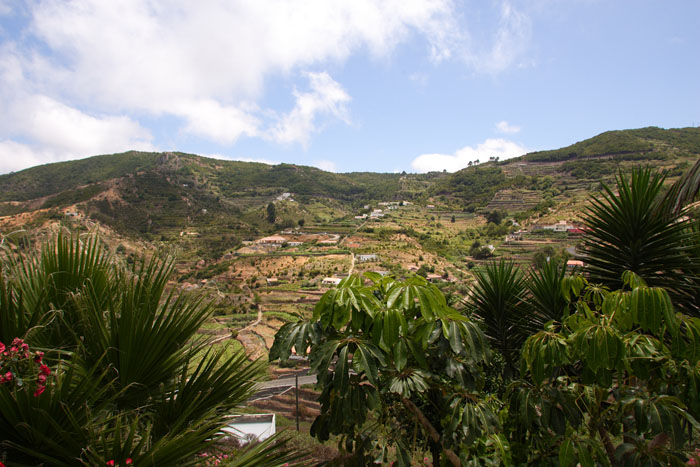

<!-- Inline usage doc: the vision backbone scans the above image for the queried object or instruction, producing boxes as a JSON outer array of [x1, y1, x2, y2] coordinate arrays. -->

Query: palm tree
[[469, 259, 527, 378], [579, 168, 700, 315], [0, 231, 303, 466], [522, 258, 569, 334]]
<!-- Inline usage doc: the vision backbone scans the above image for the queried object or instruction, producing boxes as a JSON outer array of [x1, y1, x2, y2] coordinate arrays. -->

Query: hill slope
[[433, 126, 700, 213], [0, 126, 697, 256], [0, 152, 432, 257]]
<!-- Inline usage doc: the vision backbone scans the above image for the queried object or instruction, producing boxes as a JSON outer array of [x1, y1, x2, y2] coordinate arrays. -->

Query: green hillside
[[0, 151, 409, 203], [434, 126, 700, 212], [0, 126, 698, 257], [0, 151, 428, 258], [523, 126, 700, 162]]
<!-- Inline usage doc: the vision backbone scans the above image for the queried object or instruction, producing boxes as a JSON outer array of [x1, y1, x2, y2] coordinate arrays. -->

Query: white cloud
[[410, 138, 528, 173], [0, 0, 535, 173], [0, 141, 48, 173], [25, 0, 460, 110], [6, 95, 153, 155], [315, 160, 338, 172], [496, 120, 521, 134], [272, 72, 350, 146], [462, 1, 533, 73], [176, 99, 261, 144], [0, 94, 155, 173]]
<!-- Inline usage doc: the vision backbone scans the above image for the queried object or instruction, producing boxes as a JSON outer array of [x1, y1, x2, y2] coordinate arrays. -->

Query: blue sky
[[0, 0, 698, 175]]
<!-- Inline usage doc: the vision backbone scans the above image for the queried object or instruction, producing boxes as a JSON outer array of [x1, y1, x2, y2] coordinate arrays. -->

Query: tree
[[266, 202, 276, 223], [486, 210, 503, 225], [451, 215, 456, 223], [469, 259, 527, 378], [580, 168, 700, 315], [270, 274, 496, 466], [509, 271, 700, 465], [298, 218, 305, 227], [0, 232, 302, 466]]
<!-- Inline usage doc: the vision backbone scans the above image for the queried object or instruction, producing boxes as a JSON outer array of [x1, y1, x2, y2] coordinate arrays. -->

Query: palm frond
[[524, 259, 569, 333], [470, 259, 527, 378], [580, 168, 699, 314]]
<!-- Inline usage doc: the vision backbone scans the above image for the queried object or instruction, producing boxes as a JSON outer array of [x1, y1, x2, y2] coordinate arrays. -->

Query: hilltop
[[434, 126, 700, 215], [0, 151, 434, 258], [0, 126, 698, 259]]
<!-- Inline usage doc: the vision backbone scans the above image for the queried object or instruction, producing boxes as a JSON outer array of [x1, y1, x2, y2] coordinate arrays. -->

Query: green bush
[[0, 232, 301, 466]]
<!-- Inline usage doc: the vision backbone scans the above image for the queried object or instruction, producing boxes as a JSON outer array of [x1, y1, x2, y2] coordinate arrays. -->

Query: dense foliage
[[0, 232, 303, 466], [271, 162, 700, 465], [524, 126, 700, 162], [270, 274, 495, 466]]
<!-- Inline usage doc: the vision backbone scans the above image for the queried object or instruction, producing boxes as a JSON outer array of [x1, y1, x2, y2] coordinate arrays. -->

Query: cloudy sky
[[0, 1, 698, 174]]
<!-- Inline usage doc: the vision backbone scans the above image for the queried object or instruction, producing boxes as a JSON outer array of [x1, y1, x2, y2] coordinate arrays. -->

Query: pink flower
[[106, 460, 115, 466], [40, 364, 50, 376], [4, 371, 12, 382], [33, 385, 45, 397], [34, 351, 44, 363], [0, 342, 5, 353], [38, 374, 47, 384], [125, 459, 133, 465]]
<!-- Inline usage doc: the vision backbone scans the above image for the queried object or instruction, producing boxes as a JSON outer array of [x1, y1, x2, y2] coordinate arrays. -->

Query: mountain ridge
[[1, 126, 698, 257]]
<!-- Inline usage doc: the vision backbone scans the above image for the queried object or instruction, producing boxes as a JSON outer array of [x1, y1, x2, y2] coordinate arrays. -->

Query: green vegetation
[[0, 233, 302, 466], [269, 162, 700, 465], [2, 127, 700, 463], [524, 126, 700, 162], [271, 273, 491, 465]]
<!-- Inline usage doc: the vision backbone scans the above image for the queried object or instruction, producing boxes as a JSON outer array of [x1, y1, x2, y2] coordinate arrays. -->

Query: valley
[[1, 126, 700, 463]]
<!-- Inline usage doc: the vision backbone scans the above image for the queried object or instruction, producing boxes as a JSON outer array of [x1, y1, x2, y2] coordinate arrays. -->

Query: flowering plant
[[688, 448, 700, 465], [0, 338, 51, 397], [106, 458, 133, 466]]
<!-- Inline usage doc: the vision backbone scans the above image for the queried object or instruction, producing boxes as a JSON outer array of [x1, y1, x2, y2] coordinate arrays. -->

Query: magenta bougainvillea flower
[[0, 338, 51, 397]]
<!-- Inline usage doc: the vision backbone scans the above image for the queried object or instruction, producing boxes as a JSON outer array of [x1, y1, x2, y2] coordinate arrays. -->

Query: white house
[[322, 277, 342, 286], [258, 235, 286, 244], [357, 254, 378, 262], [223, 414, 275, 444]]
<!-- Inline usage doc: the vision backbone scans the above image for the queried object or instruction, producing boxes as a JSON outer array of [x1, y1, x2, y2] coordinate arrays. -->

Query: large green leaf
[[572, 323, 624, 373]]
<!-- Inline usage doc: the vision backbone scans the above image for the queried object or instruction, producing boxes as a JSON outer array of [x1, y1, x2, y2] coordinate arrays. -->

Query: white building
[[322, 277, 342, 286], [223, 414, 275, 444], [357, 254, 378, 262]]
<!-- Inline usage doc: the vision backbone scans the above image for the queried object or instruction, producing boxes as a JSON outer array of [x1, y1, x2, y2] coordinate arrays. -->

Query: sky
[[0, 1, 698, 175]]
